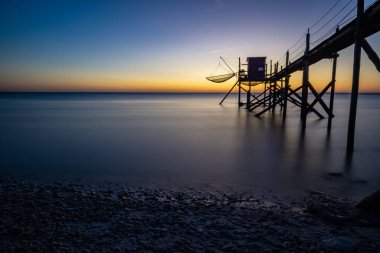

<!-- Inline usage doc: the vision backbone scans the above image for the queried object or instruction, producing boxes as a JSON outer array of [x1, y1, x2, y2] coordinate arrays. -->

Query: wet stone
[[321, 236, 358, 251], [0, 178, 379, 252]]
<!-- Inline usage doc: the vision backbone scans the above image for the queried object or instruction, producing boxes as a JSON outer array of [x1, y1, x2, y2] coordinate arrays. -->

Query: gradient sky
[[0, 0, 379, 92]]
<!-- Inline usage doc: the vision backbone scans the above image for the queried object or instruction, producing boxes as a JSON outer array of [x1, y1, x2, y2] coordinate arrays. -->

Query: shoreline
[[1, 177, 379, 252]]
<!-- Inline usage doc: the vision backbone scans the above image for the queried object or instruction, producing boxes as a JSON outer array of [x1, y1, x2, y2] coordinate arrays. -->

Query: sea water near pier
[[0, 93, 379, 200]]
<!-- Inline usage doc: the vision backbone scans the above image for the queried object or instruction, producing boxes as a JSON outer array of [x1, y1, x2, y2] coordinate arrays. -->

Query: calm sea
[[1, 93, 379, 200]]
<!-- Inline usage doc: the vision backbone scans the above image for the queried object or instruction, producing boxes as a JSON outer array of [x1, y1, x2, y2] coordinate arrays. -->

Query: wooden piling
[[328, 53, 338, 130], [301, 30, 310, 129], [269, 60, 273, 108], [238, 57, 241, 106], [280, 66, 284, 90], [272, 62, 278, 112], [247, 81, 251, 108], [283, 51, 290, 121], [347, 0, 364, 154], [280, 66, 283, 111], [264, 63, 267, 107]]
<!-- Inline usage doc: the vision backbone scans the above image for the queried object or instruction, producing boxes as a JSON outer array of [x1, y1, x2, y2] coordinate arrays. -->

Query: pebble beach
[[1, 177, 379, 252]]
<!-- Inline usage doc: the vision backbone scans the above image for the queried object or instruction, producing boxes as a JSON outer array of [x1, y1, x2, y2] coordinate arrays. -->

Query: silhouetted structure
[[208, 0, 380, 153]]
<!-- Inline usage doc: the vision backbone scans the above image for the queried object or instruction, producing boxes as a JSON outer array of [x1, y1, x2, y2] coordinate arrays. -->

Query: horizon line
[[1, 91, 380, 95]]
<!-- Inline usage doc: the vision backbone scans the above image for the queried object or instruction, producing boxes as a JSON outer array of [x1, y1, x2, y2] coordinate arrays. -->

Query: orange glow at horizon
[[0, 40, 379, 93], [1, 71, 379, 93]]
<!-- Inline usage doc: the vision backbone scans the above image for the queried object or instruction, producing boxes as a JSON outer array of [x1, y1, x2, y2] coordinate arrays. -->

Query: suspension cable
[[310, 0, 343, 30], [311, 0, 354, 38]]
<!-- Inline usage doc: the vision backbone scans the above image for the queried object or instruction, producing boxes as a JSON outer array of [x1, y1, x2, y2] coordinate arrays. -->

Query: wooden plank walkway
[[272, 0, 380, 81]]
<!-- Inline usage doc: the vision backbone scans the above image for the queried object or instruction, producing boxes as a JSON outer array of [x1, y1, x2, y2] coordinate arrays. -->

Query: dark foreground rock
[[357, 189, 380, 212], [0, 178, 379, 253]]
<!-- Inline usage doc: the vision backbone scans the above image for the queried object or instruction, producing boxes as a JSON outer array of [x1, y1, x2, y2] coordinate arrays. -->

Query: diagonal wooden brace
[[287, 96, 302, 107], [362, 39, 380, 72], [240, 86, 261, 104], [249, 94, 272, 111], [308, 81, 334, 118], [290, 86, 324, 119], [309, 81, 334, 117], [219, 80, 238, 105], [248, 85, 272, 110], [255, 85, 319, 117]]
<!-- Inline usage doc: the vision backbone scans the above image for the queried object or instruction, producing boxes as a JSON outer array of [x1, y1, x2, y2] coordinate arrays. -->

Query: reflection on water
[[0, 93, 379, 200]]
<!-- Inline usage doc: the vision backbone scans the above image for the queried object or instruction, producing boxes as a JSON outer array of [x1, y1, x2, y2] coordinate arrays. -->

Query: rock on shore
[[0, 177, 379, 252]]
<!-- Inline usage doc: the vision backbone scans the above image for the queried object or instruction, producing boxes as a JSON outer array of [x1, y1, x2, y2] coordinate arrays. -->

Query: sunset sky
[[0, 0, 379, 92]]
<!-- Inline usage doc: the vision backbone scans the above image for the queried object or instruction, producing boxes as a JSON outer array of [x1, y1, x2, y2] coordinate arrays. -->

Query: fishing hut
[[206, 0, 380, 153], [207, 56, 268, 107]]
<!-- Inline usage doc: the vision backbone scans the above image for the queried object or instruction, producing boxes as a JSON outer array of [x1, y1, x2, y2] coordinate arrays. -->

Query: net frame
[[206, 73, 235, 83]]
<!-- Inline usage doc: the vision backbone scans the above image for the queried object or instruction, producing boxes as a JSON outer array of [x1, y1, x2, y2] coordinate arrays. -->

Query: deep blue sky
[[0, 0, 379, 92]]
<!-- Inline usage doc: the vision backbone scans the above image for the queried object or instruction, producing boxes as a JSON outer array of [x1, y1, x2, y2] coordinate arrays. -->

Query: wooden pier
[[214, 0, 380, 153]]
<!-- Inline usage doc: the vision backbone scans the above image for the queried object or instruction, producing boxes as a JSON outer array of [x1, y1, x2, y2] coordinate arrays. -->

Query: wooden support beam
[[248, 86, 272, 110], [264, 63, 268, 107], [256, 86, 298, 117], [283, 51, 290, 121], [249, 86, 273, 110], [290, 86, 325, 119], [219, 80, 239, 105], [255, 85, 324, 118], [250, 95, 272, 111], [251, 88, 267, 100], [347, 0, 364, 154], [301, 30, 310, 128], [238, 57, 242, 106], [242, 85, 270, 108], [362, 38, 380, 72], [246, 81, 251, 108], [239, 86, 260, 105], [308, 81, 334, 118], [328, 53, 338, 130], [280, 66, 284, 110], [269, 60, 273, 108], [280, 66, 284, 90], [287, 96, 303, 107], [240, 86, 249, 93], [309, 81, 333, 109], [272, 62, 278, 112], [250, 93, 263, 103]]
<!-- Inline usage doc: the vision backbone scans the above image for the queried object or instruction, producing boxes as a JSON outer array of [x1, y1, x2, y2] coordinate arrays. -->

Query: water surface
[[1, 93, 379, 200]]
